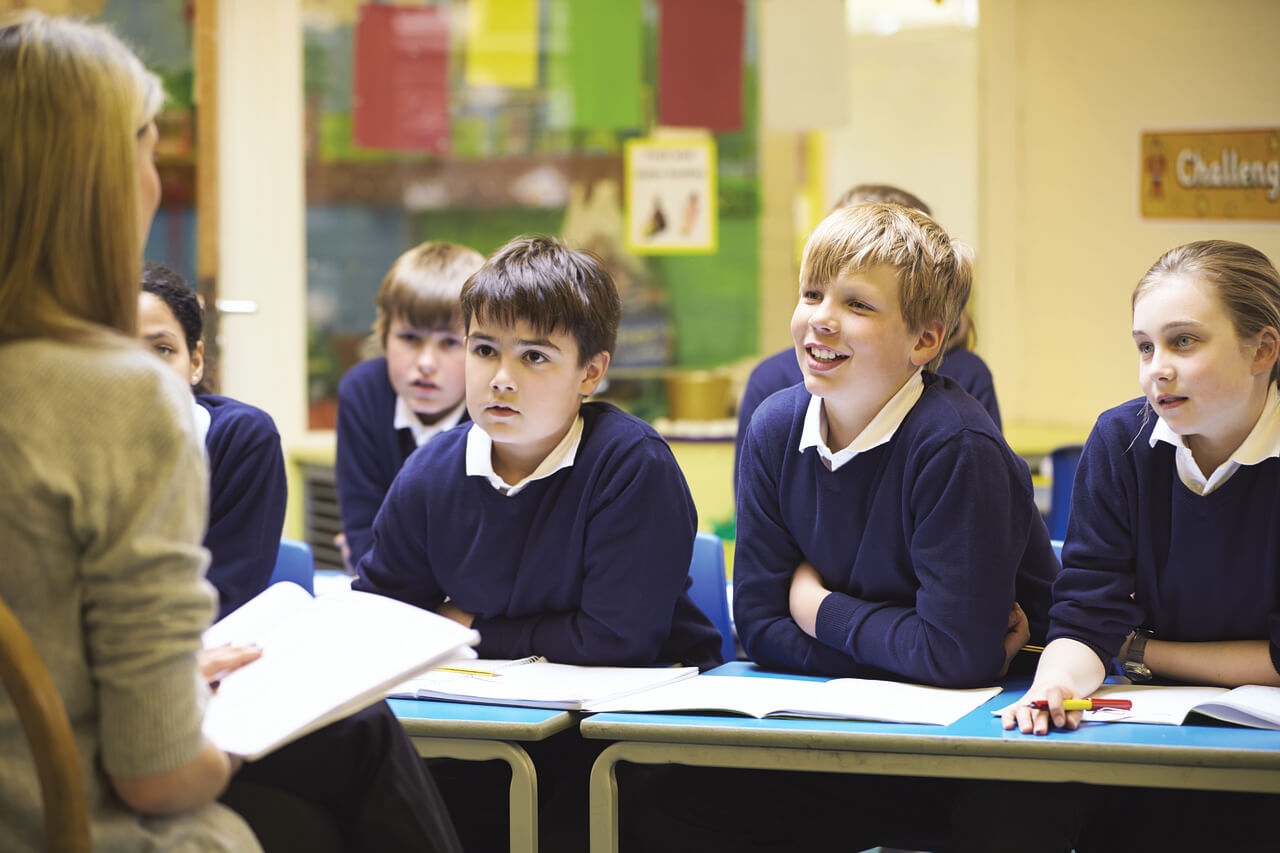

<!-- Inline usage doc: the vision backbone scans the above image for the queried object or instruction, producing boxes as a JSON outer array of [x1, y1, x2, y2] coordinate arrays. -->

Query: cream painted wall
[[979, 0, 1280, 429], [215, 0, 307, 442]]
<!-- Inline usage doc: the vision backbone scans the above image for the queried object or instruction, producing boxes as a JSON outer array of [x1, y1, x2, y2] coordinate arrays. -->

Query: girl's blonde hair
[[0, 11, 163, 344], [799, 203, 973, 373], [1133, 240, 1280, 385]]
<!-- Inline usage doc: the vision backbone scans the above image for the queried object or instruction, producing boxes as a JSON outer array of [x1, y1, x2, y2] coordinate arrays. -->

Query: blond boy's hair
[[372, 241, 485, 350], [800, 204, 972, 374]]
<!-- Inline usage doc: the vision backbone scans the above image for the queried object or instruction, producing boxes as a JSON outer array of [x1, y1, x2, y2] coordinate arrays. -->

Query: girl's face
[[1132, 273, 1277, 457], [384, 315, 467, 425], [138, 291, 204, 388]]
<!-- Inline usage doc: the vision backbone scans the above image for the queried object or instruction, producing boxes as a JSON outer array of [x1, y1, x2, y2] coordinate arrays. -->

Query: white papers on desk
[[390, 658, 700, 711], [1048, 684, 1280, 729], [584, 674, 1001, 726], [202, 582, 479, 760]]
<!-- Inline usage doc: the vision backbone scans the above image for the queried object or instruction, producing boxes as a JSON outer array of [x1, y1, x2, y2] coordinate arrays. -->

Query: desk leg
[[410, 737, 539, 853], [589, 743, 626, 853]]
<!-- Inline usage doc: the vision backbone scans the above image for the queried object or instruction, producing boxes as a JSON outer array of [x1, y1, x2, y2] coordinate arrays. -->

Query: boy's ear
[[1251, 326, 1280, 376], [578, 350, 611, 396], [908, 319, 946, 367]]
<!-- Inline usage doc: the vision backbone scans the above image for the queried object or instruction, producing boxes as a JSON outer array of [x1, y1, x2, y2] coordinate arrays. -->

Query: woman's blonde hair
[[1133, 240, 1280, 386], [0, 11, 163, 344]]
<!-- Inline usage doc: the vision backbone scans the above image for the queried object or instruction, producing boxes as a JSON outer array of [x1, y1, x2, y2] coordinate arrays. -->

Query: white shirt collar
[[394, 395, 466, 448], [190, 396, 211, 450], [798, 369, 924, 472], [1149, 384, 1280, 495], [464, 415, 584, 496]]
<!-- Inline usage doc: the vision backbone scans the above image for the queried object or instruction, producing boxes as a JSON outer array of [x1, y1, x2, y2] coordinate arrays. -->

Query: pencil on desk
[[434, 666, 500, 677]]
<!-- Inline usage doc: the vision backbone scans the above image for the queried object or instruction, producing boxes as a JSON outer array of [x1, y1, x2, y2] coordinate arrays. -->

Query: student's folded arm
[[1142, 638, 1280, 687], [351, 461, 446, 610], [732, 427, 855, 674], [471, 437, 697, 665], [1044, 427, 1146, 669], [204, 426, 287, 617], [336, 381, 390, 570], [813, 432, 1036, 687]]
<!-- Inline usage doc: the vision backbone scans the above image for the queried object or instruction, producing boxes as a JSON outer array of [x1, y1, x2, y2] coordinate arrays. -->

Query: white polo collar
[[1149, 384, 1280, 495], [465, 415, 584, 496], [798, 369, 924, 472]]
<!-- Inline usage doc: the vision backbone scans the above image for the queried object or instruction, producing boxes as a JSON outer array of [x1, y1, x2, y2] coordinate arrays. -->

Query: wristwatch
[[1120, 628, 1155, 683]]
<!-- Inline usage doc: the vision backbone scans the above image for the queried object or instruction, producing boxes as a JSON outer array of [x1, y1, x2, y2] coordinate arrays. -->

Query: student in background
[[335, 241, 484, 571], [734, 183, 1001, 489], [355, 235, 722, 850], [635, 204, 1055, 852], [1003, 240, 1280, 852], [138, 267, 462, 853], [140, 263, 286, 619], [0, 12, 258, 849]]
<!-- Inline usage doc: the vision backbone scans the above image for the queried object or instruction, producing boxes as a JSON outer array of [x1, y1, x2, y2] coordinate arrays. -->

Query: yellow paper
[[466, 0, 539, 88]]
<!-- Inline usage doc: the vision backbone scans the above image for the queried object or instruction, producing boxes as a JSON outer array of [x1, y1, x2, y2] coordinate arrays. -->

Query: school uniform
[[196, 394, 287, 619], [335, 356, 467, 569], [354, 400, 722, 670], [735, 371, 1055, 687], [734, 346, 1002, 492], [1050, 391, 1280, 664]]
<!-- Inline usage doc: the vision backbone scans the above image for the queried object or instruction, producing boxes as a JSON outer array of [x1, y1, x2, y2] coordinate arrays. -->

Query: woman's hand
[[197, 643, 262, 691]]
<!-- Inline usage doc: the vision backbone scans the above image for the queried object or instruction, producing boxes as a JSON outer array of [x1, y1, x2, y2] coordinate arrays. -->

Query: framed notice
[[1141, 128, 1280, 221], [624, 137, 718, 254]]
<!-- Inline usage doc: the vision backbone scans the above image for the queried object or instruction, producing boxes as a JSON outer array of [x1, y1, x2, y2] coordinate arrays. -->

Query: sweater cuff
[[813, 591, 861, 651]]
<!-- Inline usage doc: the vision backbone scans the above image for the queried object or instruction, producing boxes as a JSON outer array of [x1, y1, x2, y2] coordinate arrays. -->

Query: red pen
[[1027, 698, 1133, 711]]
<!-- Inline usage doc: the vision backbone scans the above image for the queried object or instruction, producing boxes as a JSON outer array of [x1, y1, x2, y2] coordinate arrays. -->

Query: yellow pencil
[[434, 666, 500, 677]]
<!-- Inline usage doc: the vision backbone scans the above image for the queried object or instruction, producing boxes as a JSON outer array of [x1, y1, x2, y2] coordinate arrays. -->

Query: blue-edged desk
[[581, 662, 1280, 853], [389, 698, 574, 853]]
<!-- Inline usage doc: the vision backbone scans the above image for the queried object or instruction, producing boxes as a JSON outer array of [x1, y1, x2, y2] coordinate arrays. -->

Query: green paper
[[555, 0, 644, 131]]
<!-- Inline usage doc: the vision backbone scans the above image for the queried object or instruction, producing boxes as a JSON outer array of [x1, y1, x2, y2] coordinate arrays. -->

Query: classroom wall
[[979, 0, 1280, 429]]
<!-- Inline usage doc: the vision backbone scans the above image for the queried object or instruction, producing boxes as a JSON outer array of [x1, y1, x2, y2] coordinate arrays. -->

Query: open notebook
[[583, 673, 1002, 726], [389, 657, 699, 710], [1003, 683, 1280, 730], [202, 583, 479, 760]]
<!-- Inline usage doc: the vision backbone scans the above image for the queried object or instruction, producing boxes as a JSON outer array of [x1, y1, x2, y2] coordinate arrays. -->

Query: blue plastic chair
[[687, 531, 736, 663], [1044, 445, 1084, 541], [270, 537, 315, 595]]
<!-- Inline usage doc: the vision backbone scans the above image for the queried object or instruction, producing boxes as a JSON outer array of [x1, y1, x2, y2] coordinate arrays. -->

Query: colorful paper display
[[352, 4, 451, 154]]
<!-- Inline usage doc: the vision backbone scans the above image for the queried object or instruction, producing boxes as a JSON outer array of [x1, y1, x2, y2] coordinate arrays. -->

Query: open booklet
[[1003, 683, 1280, 730], [583, 673, 1002, 726], [202, 582, 479, 760], [389, 657, 699, 711]]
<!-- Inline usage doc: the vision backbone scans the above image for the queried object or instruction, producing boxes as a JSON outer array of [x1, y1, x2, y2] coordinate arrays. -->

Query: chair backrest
[[0, 595, 91, 853], [687, 531, 737, 663], [271, 538, 316, 595], [1045, 444, 1084, 541]]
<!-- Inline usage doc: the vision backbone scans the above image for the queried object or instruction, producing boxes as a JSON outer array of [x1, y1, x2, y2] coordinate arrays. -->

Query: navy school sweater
[[200, 394, 287, 619], [353, 401, 723, 671], [1049, 397, 1280, 675], [734, 374, 1055, 687]]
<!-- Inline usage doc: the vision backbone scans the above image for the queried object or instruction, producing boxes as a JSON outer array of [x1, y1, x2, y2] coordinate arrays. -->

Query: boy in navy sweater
[[631, 205, 1057, 853], [335, 241, 484, 570], [354, 235, 721, 851], [734, 202, 1054, 687], [354, 235, 720, 669]]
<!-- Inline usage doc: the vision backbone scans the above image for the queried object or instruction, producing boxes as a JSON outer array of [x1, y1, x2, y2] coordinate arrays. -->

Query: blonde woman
[[0, 12, 258, 850]]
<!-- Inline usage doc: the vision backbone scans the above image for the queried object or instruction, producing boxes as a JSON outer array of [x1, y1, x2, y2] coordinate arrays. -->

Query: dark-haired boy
[[354, 235, 721, 851]]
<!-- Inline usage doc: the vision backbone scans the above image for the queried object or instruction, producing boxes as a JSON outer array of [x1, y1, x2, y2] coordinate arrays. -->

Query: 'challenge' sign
[[1141, 129, 1280, 221]]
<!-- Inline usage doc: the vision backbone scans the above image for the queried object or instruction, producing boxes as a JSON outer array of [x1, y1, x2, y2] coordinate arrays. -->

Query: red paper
[[352, 4, 450, 154], [657, 0, 744, 131]]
